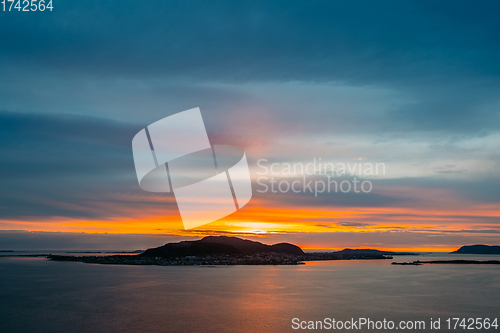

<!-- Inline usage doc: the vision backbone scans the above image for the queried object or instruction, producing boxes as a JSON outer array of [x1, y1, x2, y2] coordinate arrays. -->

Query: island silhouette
[[451, 245, 500, 254], [392, 244, 500, 266], [47, 236, 414, 266], [140, 236, 304, 257]]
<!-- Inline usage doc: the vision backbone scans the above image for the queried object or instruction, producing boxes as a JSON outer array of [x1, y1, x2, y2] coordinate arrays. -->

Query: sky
[[0, 0, 499, 251]]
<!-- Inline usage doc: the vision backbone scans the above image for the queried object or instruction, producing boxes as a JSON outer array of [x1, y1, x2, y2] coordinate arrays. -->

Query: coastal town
[[48, 249, 396, 266]]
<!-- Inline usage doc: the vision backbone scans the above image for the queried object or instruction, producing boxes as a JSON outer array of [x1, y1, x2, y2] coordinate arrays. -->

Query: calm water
[[0, 254, 499, 332]]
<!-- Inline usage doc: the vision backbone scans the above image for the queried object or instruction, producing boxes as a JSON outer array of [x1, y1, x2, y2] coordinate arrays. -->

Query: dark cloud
[[0, 111, 177, 219], [1, 1, 499, 83], [381, 177, 500, 205], [0, 110, 136, 182], [0, 109, 498, 221], [1, 0, 499, 138], [0, 0, 499, 236], [254, 175, 407, 208]]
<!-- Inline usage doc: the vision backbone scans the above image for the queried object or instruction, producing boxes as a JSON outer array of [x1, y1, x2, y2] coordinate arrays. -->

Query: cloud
[[1, 1, 499, 84], [0, 111, 178, 219], [0, 110, 498, 227], [2, 0, 500, 140]]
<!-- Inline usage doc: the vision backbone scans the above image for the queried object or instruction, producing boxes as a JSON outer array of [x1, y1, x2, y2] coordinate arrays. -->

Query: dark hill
[[140, 236, 304, 258], [338, 249, 417, 256], [451, 245, 500, 254]]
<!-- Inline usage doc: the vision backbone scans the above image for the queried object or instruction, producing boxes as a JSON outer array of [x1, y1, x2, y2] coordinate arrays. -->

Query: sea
[[0, 252, 498, 332]]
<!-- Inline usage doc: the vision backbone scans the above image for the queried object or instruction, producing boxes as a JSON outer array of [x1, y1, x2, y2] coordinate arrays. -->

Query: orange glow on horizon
[[300, 246, 458, 253], [1, 190, 499, 251]]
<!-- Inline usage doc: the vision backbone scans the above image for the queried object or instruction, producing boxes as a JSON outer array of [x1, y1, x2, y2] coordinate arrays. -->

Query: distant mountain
[[451, 245, 500, 254], [140, 236, 304, 258], [338, 249, 417, 256]]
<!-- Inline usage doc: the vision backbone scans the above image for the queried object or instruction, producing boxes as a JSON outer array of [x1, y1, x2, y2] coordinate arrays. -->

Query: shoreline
[[392, 260, 500, 266], [46, 252, 394, 266]]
